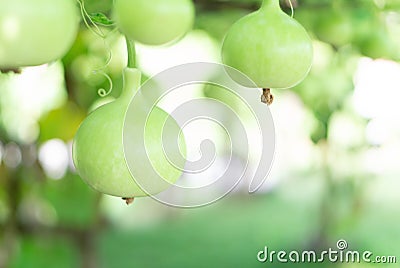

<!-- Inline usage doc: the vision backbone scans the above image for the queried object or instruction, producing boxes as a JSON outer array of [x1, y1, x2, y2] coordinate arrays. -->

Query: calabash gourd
[[221, 0, 313, 89], [73, 68, 185, 198]]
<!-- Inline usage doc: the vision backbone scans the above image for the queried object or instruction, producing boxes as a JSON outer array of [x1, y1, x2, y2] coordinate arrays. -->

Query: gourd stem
[[261, 0, 281, 10], [121, 68, 141, 100], [126, 36, 136, 68], [121, 35, 141, 100]]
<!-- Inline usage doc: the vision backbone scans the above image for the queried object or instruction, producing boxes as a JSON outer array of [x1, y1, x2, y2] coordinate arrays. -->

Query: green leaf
[[89, 12, 114, 26]]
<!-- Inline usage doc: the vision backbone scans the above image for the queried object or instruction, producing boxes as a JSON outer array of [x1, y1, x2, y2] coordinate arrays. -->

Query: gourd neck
[[261, 0, 281, 11], [120, 67, 141, 102]]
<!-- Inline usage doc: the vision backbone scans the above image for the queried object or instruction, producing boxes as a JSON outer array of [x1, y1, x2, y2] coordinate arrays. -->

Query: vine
[[76, 0, 117, 97]]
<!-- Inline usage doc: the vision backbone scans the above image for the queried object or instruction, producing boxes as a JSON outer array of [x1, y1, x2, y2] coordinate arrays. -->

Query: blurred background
[[1, 0, 400, 267]]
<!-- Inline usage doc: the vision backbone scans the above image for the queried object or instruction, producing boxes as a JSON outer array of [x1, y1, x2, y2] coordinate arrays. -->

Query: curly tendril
[[94, 71, 114, 97], [76, 0, 117, 97], [289, 0, 294, 18], [77, 0, 106, 38]]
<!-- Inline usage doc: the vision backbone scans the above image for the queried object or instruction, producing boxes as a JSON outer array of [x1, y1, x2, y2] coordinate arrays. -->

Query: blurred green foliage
[[10, 236, 79, 268]]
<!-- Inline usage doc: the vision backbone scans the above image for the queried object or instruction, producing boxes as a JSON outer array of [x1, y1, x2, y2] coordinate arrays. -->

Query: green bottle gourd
[[113, 0, 195, 46], [0, 0, 80, 68], [72, 68, 185, 198], [222, 0, 313, 89]]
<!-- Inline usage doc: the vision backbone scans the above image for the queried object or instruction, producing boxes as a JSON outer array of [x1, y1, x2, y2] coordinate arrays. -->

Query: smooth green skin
[[73, 68, 185, 197], [221, 0, 313, 89], [0, 0, 79, 68], [113, 0, 194, 46]]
